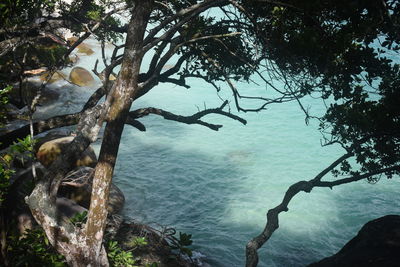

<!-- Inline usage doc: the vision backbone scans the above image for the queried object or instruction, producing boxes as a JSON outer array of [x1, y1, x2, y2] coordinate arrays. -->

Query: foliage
[[106, 240, 138, 267], [59, 0, 122, 42], [127, 236, 148, 249], [7, 228, 66, 267], [1, 0, 399, 266], [69, 211, 88, 227], [0, 135, 35, 204], [0, 151, 13, 204], [170, 232, 193, 258], [245, 0, 400, 179], [0, 0, 56, 27], [10, 135, 36, 158], [0, 85, 12, 126]]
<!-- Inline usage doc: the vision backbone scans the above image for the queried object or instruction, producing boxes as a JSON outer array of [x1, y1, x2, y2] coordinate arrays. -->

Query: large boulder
[[36, 136, 97, 168], [69, 67, 95, 86], [56, 197, 87, 218], [309, 215, 400, 267], [58, 167, 125, 214]]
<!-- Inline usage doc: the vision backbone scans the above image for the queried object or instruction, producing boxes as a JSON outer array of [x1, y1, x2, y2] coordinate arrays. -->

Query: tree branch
[[143, 0, 228, 50], [0, 85, 107, 150], [245, 143, 399, 267], [245, 152, 352, 267], [315, 165, 400, 188], [128, 100, 246, 131]]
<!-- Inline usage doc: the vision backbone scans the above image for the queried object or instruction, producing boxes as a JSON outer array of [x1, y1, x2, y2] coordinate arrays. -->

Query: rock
[[5, 163, 45, 235], [309, 215, 400, 267], [108, 183, 125, 214], [67, 37, 94, 55], [67, 36, 79, 44], [39, 71, 67, 83], [36, 136, 97, 168], [115, 221, 194, 267], [34, 132, 71, 151], [69, 66, 95, 86], [77, 43, 94, 55], [69, 54, 79, 64], [58, 167, 125, 214], [9, 81, 60, 107], [56, 197, 87, 218], [17, 212, 35, 236], [37, 88, 60, 105]]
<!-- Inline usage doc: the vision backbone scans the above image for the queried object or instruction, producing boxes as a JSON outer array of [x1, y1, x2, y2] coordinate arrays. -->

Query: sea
[[31, 36, 400, 267]]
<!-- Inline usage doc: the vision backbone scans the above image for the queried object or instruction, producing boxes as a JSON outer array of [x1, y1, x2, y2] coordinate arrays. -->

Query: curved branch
[[245, 152, 352, 267], [128, 100, 246, 131], [245, 147, 399, 267]]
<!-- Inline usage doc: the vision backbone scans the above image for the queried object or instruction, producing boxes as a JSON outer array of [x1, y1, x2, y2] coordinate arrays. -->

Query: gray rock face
[[309, 215, 400, 267], [56, 197, 87, 218]]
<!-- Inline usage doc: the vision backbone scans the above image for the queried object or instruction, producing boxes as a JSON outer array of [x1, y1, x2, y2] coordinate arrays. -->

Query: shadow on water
[[109, 115, 400, 267], [113, 123, 250, 266]]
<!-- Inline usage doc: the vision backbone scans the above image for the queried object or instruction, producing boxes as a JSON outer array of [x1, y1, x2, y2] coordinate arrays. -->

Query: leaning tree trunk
[[27, 1, 153, 266], [84, 1, 153, 265]]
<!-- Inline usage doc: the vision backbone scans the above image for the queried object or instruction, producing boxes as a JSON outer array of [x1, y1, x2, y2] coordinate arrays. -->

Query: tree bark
[[84, 1, 153, 265]]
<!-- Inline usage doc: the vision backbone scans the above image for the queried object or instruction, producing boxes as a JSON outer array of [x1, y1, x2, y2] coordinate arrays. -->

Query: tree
[[1, 0, 302, 266], [1, 0, 399, 266], [243, 0, 400, 266]]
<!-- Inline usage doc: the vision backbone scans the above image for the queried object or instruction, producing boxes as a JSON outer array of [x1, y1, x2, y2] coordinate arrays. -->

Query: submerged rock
[[67, 37, 94, 55], [309, 215, 400, 267], [77, 43, 95, 55], [69, 66, 95, 86], [39, 71, 67, 83]]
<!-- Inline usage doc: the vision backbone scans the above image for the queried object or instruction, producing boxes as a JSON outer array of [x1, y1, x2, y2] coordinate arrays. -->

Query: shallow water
[[40, 37, 400, 267]]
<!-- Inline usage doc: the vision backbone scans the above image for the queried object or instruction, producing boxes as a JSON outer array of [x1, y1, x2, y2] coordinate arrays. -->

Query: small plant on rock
[[106, 240, 138, 267]]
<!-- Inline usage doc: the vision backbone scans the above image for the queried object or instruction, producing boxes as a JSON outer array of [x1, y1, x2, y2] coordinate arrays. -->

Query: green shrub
[[7, 228, 66, 267], [106, 240, 138, 267]]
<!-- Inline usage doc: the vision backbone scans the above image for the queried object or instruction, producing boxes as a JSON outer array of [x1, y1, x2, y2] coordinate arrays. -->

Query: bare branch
[[143, 0, 228, 49], [128, 100, 246, 131]]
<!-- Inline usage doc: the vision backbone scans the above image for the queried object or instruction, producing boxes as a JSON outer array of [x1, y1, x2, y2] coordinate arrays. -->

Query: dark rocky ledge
[[309, 215, 400, 267]]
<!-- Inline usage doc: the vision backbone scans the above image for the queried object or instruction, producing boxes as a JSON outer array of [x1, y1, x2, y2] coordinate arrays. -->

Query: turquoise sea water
[[114, 78, 400, 267], [33, 37, 400, 266]]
